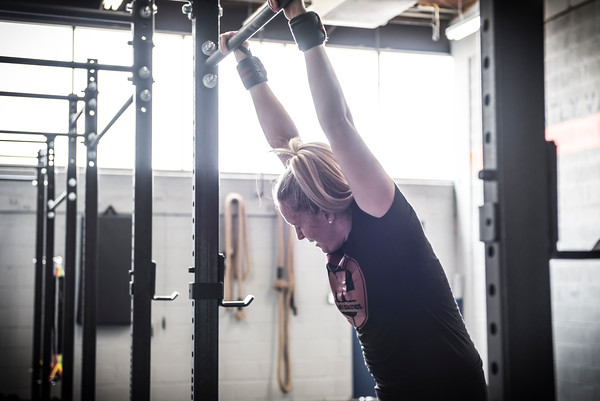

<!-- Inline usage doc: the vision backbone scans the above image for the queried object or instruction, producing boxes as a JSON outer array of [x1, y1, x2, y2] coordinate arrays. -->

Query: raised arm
[[273, 0, 396, 217], [219, 32, 298, 164]]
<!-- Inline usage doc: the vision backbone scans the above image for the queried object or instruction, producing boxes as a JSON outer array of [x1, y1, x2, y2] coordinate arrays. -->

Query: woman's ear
[[322, 211, 334, 224]]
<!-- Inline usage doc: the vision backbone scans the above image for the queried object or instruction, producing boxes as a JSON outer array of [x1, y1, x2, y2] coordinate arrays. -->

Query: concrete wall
[[545, 1, 600, 400], [451, 1, 600, 400], [0, 170, 457, 401]]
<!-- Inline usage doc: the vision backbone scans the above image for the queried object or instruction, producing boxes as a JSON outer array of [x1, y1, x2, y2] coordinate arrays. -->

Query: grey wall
[[0, 170, 457, 401], [545, 1, 600, 400], [451, 1, 600, 400]]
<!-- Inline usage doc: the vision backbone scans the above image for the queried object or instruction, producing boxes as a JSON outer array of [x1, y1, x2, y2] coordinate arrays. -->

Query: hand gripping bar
[[205, 0, 293, 67]]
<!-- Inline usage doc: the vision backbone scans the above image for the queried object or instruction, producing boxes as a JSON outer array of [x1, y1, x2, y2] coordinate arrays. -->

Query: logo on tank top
[[326, 254, 368, 329]]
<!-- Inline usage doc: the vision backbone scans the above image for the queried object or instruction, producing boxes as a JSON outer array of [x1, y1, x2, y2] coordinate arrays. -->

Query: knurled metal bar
[[31, 150, 46, 401], [61, 96, 79, 401], [191, 0, 220, 399], [204, 0, 290, 67], [479, 1, 555, 400], [41, 135, 56, 400], [129, 1, 155, 400], [81, 61, 99, 401]]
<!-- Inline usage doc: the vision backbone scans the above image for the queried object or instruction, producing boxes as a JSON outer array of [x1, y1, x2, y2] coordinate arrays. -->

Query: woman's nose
[[295, 227, 305, 240]]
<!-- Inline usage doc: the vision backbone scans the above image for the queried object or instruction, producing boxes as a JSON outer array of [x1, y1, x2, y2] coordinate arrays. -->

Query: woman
[[220, 0, 488, 399]]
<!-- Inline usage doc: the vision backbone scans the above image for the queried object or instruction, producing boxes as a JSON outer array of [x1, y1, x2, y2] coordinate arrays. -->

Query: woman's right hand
[[218, 31, 249, 62]]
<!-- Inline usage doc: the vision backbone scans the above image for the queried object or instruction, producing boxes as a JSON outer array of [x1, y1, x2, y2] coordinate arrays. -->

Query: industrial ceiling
[[0, 0, 479, 53]]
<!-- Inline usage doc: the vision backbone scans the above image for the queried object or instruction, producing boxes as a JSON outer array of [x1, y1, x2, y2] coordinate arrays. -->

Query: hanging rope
[[50, 256, 64, 383], [223, 193, 252, 320], [274, 213, 296, 393], [431, 3, 440, 41]]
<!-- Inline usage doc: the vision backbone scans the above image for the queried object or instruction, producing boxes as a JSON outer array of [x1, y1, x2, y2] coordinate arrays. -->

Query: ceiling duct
[[309, 0, 417, 29]]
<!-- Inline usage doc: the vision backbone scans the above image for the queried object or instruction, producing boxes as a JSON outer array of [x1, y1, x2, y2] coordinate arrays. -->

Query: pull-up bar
[[0, 129, 81, 137], [0, 139, 47, 144], [0, 163, 41, 169], [0, 154, 38, 159], [0, 91, 84, 101], [0, 174, 37, 181], [0, 56, 132, 72], [204, 0, 292, 67]]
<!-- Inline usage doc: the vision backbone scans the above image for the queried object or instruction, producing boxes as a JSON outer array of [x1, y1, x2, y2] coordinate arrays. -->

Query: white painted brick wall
[[545, 1, 600, 399], [0, 170, 456, 400]]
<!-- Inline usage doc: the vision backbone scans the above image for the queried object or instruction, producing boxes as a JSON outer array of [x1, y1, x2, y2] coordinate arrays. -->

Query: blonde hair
[[273, 138, 353, 215]]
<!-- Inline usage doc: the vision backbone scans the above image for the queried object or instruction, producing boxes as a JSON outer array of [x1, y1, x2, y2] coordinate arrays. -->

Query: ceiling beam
[[0, 0, 450, 53]]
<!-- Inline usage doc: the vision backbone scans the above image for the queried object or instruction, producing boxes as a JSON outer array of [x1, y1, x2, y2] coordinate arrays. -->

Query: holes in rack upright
[[490, 361, 499, 375]]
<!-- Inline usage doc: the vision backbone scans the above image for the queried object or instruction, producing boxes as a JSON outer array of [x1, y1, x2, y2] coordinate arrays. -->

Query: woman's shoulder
[[353, 185, 412, 222]]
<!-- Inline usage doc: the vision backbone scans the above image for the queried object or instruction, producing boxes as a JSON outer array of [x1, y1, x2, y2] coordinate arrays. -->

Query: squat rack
[[0, 93, 84, 401], [479, 1, 599, 400], [183, 0, 301, 398], [4, 0, 598, 400], [0, 2, 161, 397]]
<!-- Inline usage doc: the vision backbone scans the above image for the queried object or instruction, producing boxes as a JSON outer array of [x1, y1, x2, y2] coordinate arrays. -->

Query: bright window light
[[102, 0, 123, 11], [0, 21, 456, 180]]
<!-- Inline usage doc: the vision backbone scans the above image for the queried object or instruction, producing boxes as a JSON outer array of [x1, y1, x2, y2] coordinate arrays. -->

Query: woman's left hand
[[268, 0, 307, 20]]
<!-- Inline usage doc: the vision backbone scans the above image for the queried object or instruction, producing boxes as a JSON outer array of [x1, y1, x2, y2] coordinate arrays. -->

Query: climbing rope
[[274, 213, 296, 393], [50, 257, 64, 383], [223, 193, 252, 320]]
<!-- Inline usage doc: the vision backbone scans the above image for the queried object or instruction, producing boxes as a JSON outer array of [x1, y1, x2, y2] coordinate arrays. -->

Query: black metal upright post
[[189, 0, 220, 399], [81, 61, 99, 401], [478, 1, 555, 400], [130, 1, 155, 400], [41, 136, 57, 401], [31, 150, 47, 401], [62, 95, 79, 401], [0, 54, 132, 401]]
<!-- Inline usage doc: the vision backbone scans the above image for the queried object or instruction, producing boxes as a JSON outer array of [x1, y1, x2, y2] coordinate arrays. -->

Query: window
[[0, 22, 455, 180]]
